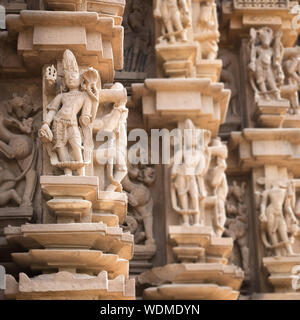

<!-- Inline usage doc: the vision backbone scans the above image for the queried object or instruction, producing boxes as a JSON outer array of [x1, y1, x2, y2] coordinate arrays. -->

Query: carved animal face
[[139, 167, 156, 186], [257, 27, 273, 47]]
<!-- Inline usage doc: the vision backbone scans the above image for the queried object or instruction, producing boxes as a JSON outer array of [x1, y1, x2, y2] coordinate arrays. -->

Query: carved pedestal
[[156, 42, 198, 78], [131, 78, 230, 137], [4, 176, 135, 300], [255, 99, 290, 128], [263, 256, 300, 293], [196, 60, 222, 83]]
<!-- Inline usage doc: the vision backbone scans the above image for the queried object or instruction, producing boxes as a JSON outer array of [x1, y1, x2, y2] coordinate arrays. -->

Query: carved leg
[[172, 9, 187, 42], [143, 214, 155, 245], [0, 190, 22, 206], [278, 222, 295, 256], [0, 141, 14, 159], [57, 147, 72, 175], [21, 168, 37, 207], [238, 238, 250, 274], [178, 193, 190, 226]]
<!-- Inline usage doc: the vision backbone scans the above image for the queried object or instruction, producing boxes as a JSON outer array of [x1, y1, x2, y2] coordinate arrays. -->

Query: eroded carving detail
[[154, 0, 192, 44], [225, 181, 249, 275], [257, 179, 299, 257], [123, 164, 156, 246], [38, 49, 100, 176], [248, 27, 284, 102]]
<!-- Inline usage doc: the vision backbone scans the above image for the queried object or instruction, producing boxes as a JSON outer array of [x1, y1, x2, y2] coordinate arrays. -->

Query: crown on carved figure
[[63, 49, 79, 74]]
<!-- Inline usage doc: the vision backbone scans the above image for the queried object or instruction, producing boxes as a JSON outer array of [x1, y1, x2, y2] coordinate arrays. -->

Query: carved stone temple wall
[[0, 0, 300, 300]]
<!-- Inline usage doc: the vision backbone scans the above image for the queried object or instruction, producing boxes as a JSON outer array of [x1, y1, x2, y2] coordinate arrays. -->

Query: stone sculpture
[[207, 137, 228, 237], [154, 0, 192, 44], [123, 164, 156, 246], [282, 46, 300, 114], [38, 49, 100, 176], [124, 0, 153, 73], [0, 96, 38, 208], [225, 181, 249, 275], [220, 51, 239, 116], [170, 119, 211, 226], [195, 0, 220, 59], [248, 27, 285, 101], [94, 83, 128, 192], [258, 179, 299, 256]]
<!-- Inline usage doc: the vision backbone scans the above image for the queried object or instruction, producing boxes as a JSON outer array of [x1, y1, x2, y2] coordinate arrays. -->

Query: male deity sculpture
[[170, 119, 211, 226], [38, 49, 100, 176], [154, 0, 192, 44], [282, 47, 300, 114], [258, 179, 299, 256], [208, 137, 228, 237], [196, 0, 220, 59], [248, 27, 285, 101]]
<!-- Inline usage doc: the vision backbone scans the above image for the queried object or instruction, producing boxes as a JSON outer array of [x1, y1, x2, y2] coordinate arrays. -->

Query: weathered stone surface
[[143, 283, 239, 300], [13, 271, 135, 300]]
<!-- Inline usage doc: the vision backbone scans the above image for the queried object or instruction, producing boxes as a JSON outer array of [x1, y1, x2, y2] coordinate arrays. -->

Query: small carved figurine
[[154, 0, 192, 44], [248, 27, 284, 101], [38, 49, 100, 176]]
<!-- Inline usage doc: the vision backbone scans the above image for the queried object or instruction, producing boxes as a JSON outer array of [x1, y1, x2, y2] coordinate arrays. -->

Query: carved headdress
[[63, 49, 79, 74]]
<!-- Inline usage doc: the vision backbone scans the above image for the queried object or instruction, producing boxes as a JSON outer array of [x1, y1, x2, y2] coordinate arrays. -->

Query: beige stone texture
[[221, 0, 300, 47], [263, 256, 300, 292], [5, 223, 133, 260], [228, 129, 300, 176], [138, 263, 244, 291], [131, 78, 230, 136], [44, 0, 125, 25], [6, 271, 135, 300], [143, 283, 239, 300], [6, 10, 123, 82], [12, 249, 129, 278]]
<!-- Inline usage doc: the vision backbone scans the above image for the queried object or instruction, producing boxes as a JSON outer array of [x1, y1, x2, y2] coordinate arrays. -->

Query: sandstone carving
[[0, 94, 38, 208], [220, 51, 239, 117], [94, 83, 128, 192], [248, 27, 284, 102], [257, 179, 299, 257], [207, 137, 228, 237], [170, 119, 228, 237], [194, 0, 220, 60], [154, 0, 192, 44], [281, 46, 300, 114], [38, 49, 100, 176], [170, 119, 211, 226], [225, 181, 249, 275], [123, 0, 154, 73], [123, 164, 156, 246]]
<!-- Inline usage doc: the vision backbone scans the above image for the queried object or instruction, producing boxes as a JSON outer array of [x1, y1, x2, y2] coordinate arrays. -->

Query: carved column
[[3, 2, 136, 300], [130, 0, 244, 300]]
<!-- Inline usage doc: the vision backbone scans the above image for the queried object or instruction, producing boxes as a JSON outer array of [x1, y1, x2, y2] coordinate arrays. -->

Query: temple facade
[[0, 0, 300, 300]]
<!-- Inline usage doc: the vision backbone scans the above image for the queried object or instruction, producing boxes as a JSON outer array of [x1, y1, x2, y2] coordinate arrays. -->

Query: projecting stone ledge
[[137, 263, 244, 291], [12, 249, 129, 279], [6, 10, 124, 82], [143, 283, 239, 300], [169, 225, 233, 264], [263, 256, 300, 293], [131, 78, 230, 137], [5, 223, 133, 260], [5, 271, 135, 300]]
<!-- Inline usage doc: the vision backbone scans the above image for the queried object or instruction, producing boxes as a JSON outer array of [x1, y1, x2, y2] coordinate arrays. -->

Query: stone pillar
[[130, 0, 244, 300], [3, 2, 136, 300]]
